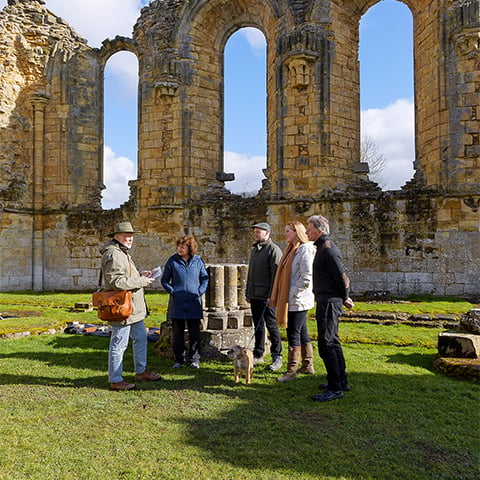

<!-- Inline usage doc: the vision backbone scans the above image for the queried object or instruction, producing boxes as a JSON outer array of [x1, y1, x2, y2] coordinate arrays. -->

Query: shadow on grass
[[386, 351, 437, 370], [0, 373, 106, 388], [1, 335, 479, 480], [171, 371, 479, 480]]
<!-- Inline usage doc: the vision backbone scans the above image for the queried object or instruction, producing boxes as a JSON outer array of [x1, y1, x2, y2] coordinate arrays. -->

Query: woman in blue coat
[[161, 235, 209, 368]]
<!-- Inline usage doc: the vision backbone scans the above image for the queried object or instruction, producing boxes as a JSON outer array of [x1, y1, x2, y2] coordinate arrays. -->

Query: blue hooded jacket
[[161, 254, 209, 319]]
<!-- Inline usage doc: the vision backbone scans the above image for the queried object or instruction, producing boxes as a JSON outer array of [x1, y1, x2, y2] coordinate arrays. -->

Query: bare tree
[[361, 136, 387, 187]]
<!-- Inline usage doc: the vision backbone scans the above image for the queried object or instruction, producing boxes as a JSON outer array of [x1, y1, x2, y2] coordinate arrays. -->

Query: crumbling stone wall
[[0, 0, 478, 298]]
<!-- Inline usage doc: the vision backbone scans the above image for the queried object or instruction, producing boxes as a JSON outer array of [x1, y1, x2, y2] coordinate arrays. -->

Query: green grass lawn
[[0, 291, 476, 336], [0, 293, 479, 479], [0, 330, 479, 480]]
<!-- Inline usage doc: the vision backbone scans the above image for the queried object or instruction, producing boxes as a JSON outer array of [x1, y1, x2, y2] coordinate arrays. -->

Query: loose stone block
[[438, 332, 480, 359]]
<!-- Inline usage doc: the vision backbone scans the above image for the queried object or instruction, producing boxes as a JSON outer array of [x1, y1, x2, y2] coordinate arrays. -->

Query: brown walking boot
[[298, 342, 315, 374], [277, 346, 301, 383], [134, 369, 162, 382], [109, 380, 136, 391]]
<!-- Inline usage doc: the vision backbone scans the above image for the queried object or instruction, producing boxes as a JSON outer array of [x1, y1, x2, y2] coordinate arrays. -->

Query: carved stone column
[[224, 264, 238, 311], [207, 264, 225, 311], [30, 93, 50, 291]]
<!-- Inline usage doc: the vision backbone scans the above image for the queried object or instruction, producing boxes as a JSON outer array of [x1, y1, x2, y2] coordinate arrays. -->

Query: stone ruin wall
[[0, 0, 479, 299]]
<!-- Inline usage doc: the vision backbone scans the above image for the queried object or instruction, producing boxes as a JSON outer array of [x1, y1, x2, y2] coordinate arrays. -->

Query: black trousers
[[286, 310, 311, 347], [250, 299, 282, 360], [172, 318, 201, 364], [315, 299, 347, 391]]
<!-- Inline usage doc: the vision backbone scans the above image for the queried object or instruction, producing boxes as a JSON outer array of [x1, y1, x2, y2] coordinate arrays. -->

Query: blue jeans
[[286, 310, 311, 347], [250, 299, 282, 360], [108, 320, 147, 383], [315, 299, 347, 391]]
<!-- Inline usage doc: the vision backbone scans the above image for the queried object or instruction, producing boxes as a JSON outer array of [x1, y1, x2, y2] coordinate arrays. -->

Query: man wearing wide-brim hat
[[100, 221, 161, 390]]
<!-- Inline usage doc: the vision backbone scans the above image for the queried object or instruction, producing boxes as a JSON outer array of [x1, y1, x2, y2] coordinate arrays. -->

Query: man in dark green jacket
[[246, 222, 283, 370]]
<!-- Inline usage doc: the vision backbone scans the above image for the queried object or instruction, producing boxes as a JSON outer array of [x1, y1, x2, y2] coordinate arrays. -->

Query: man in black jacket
[[246, 222, 283, 371], [306, 215, 354, 402]]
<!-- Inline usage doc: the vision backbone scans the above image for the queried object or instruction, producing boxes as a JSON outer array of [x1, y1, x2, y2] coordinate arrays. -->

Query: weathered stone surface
[[433, 356, 480, 384], [460, 309, 480, 334], [438, 331, 480, 359], [0, 0, 478, 298]]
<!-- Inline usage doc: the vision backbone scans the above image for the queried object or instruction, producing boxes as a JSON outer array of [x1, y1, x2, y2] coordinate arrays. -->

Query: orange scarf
[[270, 242, 300, 328]]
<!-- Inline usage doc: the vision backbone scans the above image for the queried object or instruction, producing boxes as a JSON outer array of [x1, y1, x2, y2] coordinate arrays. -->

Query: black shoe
[[189, 361, 200, 369], [172, 362, 184, 369], [319, 382, 351, 392], [312, 390, 344, 402]]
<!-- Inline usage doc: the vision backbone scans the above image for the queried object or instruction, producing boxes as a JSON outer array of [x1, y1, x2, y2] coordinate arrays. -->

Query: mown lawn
[[0, 328, 478, 480], [0, 292, 478, 479]]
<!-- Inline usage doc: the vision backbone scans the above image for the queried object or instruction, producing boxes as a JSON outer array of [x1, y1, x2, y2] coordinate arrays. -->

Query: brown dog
[[226, 345, 254, 385]]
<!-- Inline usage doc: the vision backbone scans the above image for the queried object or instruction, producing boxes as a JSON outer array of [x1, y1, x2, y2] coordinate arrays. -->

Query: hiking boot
[[134, 370, 162, 382], [109, 380, 136, 391]]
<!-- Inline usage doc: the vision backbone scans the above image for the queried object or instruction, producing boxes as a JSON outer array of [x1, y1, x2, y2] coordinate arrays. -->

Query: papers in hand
[[146, 266, 162, 279]]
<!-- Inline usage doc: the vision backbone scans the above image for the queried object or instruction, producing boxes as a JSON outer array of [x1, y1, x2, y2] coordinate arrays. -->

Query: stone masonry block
[[438, 332, 480, 359]]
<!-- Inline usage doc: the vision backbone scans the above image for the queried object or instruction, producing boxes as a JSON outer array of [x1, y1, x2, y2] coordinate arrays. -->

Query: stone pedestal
[[434, 309, 480, 383], [202, 264, 254, 358]]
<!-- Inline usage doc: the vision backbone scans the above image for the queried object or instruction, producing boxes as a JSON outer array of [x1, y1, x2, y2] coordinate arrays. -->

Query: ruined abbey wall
[[0, 0, 478, 298]]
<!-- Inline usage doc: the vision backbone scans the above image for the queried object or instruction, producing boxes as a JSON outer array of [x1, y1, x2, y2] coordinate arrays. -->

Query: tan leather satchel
[[92, 267, 133, 321], [92, 289, 133, 321]]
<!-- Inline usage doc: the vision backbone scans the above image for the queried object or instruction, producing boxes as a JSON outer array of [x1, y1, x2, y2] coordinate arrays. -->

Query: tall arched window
[[102, 51, 139, 209], [223, 27, 267, 196], [360, 0, 414, 190]]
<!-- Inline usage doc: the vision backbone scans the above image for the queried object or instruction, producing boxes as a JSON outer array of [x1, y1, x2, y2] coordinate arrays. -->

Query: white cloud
[[105, 51, 139, 98], [224, 151, 266, 195], [42, 0, 144, 47], [240, 27, 266, 56], [0, 0, 146, 46], [102, 146, 136, 209], [361, 98, 415, 189]]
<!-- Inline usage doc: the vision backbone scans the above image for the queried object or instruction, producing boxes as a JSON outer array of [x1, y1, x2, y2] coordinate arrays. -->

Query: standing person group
[[98, 217, 352, 402], [257, 215, 353, 402]]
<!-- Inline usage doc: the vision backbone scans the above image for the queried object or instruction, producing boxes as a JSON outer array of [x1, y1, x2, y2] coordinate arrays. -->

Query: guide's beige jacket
[[100, 240, 150, 325]]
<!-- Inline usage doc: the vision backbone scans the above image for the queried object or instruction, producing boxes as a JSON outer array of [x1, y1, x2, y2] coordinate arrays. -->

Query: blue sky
[[0, 0, 415, 207]]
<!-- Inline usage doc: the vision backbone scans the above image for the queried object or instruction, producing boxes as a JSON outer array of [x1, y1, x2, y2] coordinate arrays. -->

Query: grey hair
[[307, 215, 330, 235]]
